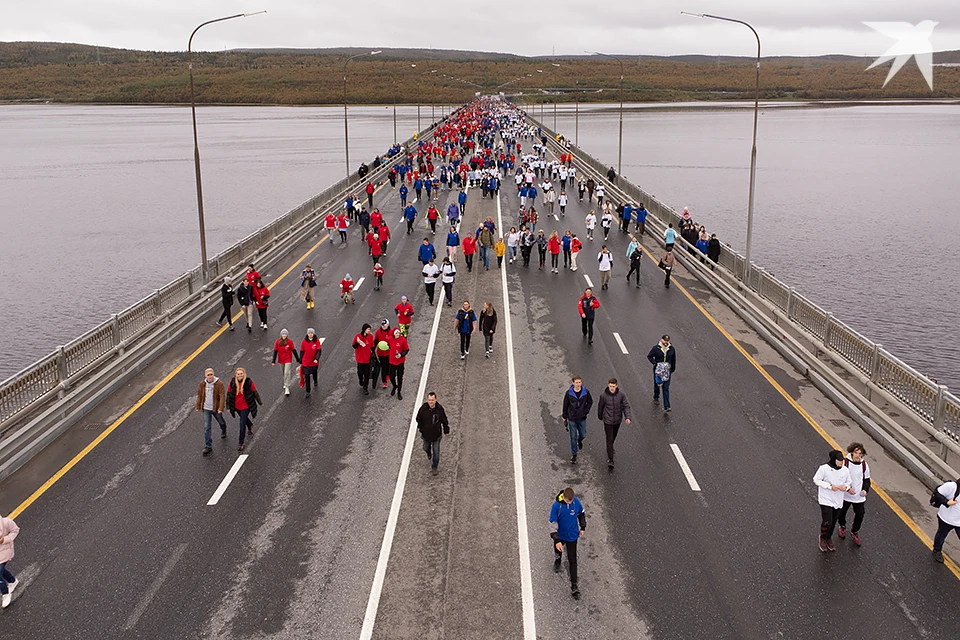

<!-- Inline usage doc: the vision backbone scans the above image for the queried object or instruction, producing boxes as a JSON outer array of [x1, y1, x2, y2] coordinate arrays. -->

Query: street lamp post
[[590, 51, 624, 180], [188, 10, 265, 283], [343, 50, 382, 180], [681, 11, 760, 280]]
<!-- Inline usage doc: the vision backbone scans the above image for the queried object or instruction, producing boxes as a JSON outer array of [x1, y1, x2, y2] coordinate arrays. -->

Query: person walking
[[272, 329, 301, 396], [584, 210, 597, 241], [455, 300, 477, 360], [337, 213, 349, 245], [441, 257, 457, 307], [494, 236, 506, 269], [462, 233, 476, 273], [520, 227, 534, 268], [595, 184, 605, 209], [506, 227, 519, 264], [373, 262, 385, 291], [931, 478, 960, 563], [838, 442, 871, 547], [562, 376, 593, 464], [427, 205, 439, 235], [578, 287, 600, 345], [197, 367, 227, 456], [404, 204, 418, 234], [479, 301, 498, 358], [478, 224, 495, 271], [707, 233, 721, 270], [389, 327, 409, 400], [597, 378, 632, 469], [446, 226, 461, 262], [217, 276, 235, 330], [416, 392, 450, 475], [299, 265, 317, 310], [660, 245, 676, 288], [352, 323, 374, 395], [627, 242, 643, 288], [600, 208, 614, 240], [226, 367, 262, 452], [647, 335, 677, 411], [0, 515, 20, 609], [395, 295, 415, 337], [252, 278, 270, 330], [536, 230, 548, 271], [558, 190, 568, 216], [422, 257, 440, 306], [300, 328, 322, 397], [550, 487, 586, 600], [236, 279, 253, 333], [598, 245, 614, 290], [813, 450, 853, 552], [375, 319, 393, 389], [634, 203, 648, 235], [586, 177, 595, 202], [548, 231, 562, 274], [664, 223, 677, 248], [570, 234, 582, 271], [418, 237, 437, 265]]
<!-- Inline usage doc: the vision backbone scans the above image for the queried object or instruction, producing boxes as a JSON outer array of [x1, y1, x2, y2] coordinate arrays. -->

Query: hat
[[307, 328, 315, 334], [224, 275, 233, 282], [280, 329, 288, 336], [381, 318, 390, 327], [345, 273, 351, 279], [401, 295, 408, 301]]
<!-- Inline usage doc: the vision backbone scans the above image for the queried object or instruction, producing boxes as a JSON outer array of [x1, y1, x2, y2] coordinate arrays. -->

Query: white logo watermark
[[864, 21, 937, 90]]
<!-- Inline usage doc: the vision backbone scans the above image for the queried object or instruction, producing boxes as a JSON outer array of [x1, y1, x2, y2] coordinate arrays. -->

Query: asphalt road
[[1, 133, 958, 640]]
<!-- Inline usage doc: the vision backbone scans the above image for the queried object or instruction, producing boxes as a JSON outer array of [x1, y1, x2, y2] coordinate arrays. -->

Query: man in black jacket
[[561, 376, 593, 465], [647, 335, 677, 412], [597, 378, 632, 470], [416, 392, 450, 475]]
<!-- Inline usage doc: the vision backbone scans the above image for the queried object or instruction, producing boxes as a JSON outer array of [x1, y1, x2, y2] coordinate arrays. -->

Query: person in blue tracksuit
[[561, 376, 593, 464], [620, 203, 632, 233], [418, 237, 436, 265], [404, 204, 418, 234], [414, 177, 423, 201], [458, 189, 467, 215], [550, 487, 586, 600], [399, 184, 408, 208]]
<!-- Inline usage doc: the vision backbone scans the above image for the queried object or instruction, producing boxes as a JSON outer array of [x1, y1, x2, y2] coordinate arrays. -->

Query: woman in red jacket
[[389, 327, 410, 401], [300, 328, 322, 397], [462, 233, 477, 273], [253, 279, 270, 330], [378, 222, 391, 256], [272, 328, 302, 396], [374, 319, 393, 389], [548, 231, 562, 274], [352, 323, 374, 395], [226, 367, 263, 451]]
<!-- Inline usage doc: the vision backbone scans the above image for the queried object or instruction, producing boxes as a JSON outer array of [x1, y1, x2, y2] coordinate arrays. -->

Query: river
[[1, 102, 957, 388]]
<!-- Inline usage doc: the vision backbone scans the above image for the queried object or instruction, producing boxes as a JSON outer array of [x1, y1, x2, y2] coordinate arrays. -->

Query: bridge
[[1, 98, 958, 639]]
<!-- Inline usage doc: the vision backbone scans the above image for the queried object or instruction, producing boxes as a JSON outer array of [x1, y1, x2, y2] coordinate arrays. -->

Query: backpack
[[655, 361, 671, 384], [930, 480, 960, 508]]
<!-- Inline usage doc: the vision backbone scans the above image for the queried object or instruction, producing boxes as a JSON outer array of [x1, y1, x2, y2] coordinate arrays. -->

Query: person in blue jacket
[[458, 189, 468, 216], [404, 204, 418, 234], [446, 226, 461, 261], [528, 184, 538, 206], [550, 487, 586, 600], [399, 184, 409, 208], [414, 177, 424, 201], [647, 335, 677, 411], [634, 203, 649, 235], [620, 203, 632, 233], [418, 237, 436, 265], [447, 202, 460, 226], [561, 376, 593, 464]]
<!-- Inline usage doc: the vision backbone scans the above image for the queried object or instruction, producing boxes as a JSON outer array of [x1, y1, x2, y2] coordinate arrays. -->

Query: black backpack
[[930, 480, 960, 508]]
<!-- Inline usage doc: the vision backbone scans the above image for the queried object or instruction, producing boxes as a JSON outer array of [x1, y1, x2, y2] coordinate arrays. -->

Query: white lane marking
[[496, 182, 538, 639], [612, 332, 629, 355], [360, 184, 469, 640], [124, 543, 188, 630], [553, 214, 559, 222], [583, 274, 594, 289], [354, 277, 366, 292], [670, 444, 702, 492], [207, 455, 249, 506]]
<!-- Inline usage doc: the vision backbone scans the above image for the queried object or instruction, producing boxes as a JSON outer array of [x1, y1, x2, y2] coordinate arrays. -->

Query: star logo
[[864, 21, 938, 90]]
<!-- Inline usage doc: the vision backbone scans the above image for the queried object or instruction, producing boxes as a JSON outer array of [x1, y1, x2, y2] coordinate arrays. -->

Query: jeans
[[820, 504, 841, 540], [568, 419, 587, 457], [554, 538, 579, 588], [444, 282, 454, 303], [203, 409, 227, 447], [581, 317, 594, 341], [508, 245, 518, 261], [604, 423, 620, 461], [237, 408, 252, 446], [839, 501, 865, 532], [627, 265, 641, 285], [379, 355, 391, 384], [479, 246, 490, 269], [465, 253, 474, 272], [933, 516, 960, 552], [423, 437, 441, 468], [653, 375, 671, 410], [0, 563, 15, 595], [302, 365, 318, 393]]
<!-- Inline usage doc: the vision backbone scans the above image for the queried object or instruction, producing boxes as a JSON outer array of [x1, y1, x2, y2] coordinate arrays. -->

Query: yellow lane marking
[[641, 244, 960, 579], [8, 232, 331, 519]]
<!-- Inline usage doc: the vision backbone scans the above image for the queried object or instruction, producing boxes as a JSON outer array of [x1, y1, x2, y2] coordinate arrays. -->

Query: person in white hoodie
[[838, 442, 871, 546], [0, 516, 20, 609], [813, 450, 853, 552], [931, 477, 960, 563]]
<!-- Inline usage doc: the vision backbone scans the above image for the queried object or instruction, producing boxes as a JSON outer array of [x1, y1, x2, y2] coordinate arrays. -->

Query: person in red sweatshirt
[[245, 264, 261, 285], [340, 274, 355, 304], [352, 323, 374, 395], [548, 231, 562, 274], [373, 262, 385, 291], [375, 319, 393, 389], [299, 328, 322, 397], [370, 234, 383, 264], [365, 181, 375, 209], [370, 208, 383, 235], [272, 328, 302, 396], [378, 222, 391, 256], [324, 213, 336, 236], [252, 278, 270, 330], [462, 233, 477, 273], [389, 327, 410, 401], [395, 295, 415, 337]]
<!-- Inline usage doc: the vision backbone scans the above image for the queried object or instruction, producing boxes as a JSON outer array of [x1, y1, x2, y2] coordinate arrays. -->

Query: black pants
[[627, 265, 641, 285], [550, 253, 559, 269], [604, 423, 620, 461], [554, 537, 579, 587], [257, 307, 268, 324], [838, 501, 865, 532], [521, 247, 532, 266], [465, 253, 473, 272], [538, 249, 546, 268], [300, 365, 317, 393], [379, 355, 391, 384], [621, 218, 630, 232], [406, 219, 414, 234], [497, 255, 503, 268], [562, 249, 571, 268], [391, 362, 405, 393], [367, 193, 374, 208], [429, 218, 437, 233], [664, 267, 672, 287], [218, 304, 233, 326], [820, 504, 841, 540], [581, 317, 594, 341], [443, 281, 454, 303], [484, 333, 494, 351], [933, 516, 960, 552], [356, 362, 371, 391], [460, 333, 472, 355], [415, 188, 422, 200], [425, 282, 436, 305]]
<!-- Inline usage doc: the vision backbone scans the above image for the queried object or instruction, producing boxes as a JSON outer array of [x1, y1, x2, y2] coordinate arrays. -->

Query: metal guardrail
[[0, 119, 447, 440], [526, 113, 960, 448]]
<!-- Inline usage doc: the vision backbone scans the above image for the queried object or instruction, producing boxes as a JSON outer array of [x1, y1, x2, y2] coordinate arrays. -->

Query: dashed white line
[[612, 332, 629, 355], [670, 444, 702, 492], [583, 274, 594, 289], [125, 543, 188, 630], [354, 276, 366, 292], [552, 214, 560, 222], [207, 455, 249, 506]]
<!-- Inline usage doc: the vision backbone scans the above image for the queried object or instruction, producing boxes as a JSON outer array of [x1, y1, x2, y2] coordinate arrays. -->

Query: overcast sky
[[3, 1, 959, 58]]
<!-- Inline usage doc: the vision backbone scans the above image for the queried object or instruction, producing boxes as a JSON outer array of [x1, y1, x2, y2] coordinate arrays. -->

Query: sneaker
[[826, 540, 836, 552], [607, 459, 614, 469], [838, 527, 846, 540], [1, 593, 10, 609], [7, 580, 18, 595], [485, 353, 489, 359], [229, 325, 235, 331], [431, 467, 438, 475], [202, 446, 212, 456], [933, 549, 945, 563], [247, 424, 254, 435], [665, 407, 672, 412], [247, 326, 252, 333], [465, 351, 469, 355], [362, 388, 369, 395], [221, 430, 226, 439], [578, 438, 583, 451], [852, 532, 861, 546], [383, 382, 388, 388], [571, 586, 581, 600], [818, 538, 829, 553], [397, 391, 403, 400], [284, 387, 290, 396], [571, 455, 577, 464], [553, 557, 562, 573], [461, 354, 465, 360], [216, 321, 223, 327], [237, 444, 245, 452], [305, 391, 311, 398]]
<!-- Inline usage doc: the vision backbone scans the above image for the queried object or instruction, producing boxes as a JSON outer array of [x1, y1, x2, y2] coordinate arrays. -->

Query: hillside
[[1, 42, 958, 105]]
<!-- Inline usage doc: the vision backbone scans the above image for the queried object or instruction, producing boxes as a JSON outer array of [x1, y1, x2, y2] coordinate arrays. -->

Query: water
[[552, 101, 960, 388], [2, 102, 958, 388], [0, 104, 430, 379]]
